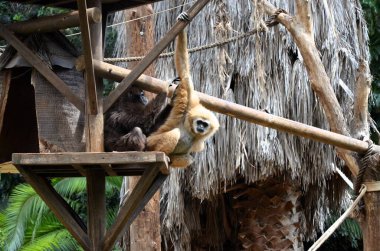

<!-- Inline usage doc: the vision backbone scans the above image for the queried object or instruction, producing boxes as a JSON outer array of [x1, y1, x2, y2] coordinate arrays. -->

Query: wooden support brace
[[103, 0, 211, 112], [124, 173, 167, 227], [0, 25, 85, 112], [5, 7, 101, 35], [77, 0, 98, 115], [90, 59, 380, 155], [102, 165, 167, 251], [15, 165, 91, 250]]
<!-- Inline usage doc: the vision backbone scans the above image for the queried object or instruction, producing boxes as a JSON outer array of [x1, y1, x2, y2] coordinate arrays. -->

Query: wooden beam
[[90, 60, 380, 154], [103, 0, 211, 112], [77, 0, 98, 115], [12, 152, 167, 165], [5, 8, 101, 35], [0, 24, 85, 112], [15, 165, 90, 250], [102, 165, 164, 251], [86, 169, 106, 251]]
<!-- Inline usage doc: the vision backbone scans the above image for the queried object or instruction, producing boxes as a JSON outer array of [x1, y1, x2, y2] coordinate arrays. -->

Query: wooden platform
[[11, 151, 169, 177], [7, 152, 169, 251]]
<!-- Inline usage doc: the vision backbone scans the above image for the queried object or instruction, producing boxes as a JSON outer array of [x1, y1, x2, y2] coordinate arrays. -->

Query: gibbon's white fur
[[146, 14, 219, 168]]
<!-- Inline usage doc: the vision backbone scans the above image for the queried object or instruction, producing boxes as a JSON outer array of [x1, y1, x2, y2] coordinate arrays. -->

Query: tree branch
[[259, 0, 361, 176]]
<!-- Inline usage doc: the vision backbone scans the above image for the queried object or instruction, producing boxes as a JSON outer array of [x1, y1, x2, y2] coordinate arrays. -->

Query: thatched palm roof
[[112, 0, 369, 248]]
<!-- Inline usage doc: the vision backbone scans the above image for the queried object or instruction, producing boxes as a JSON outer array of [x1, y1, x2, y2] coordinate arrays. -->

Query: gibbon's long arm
[[148, 21, 192, 134]]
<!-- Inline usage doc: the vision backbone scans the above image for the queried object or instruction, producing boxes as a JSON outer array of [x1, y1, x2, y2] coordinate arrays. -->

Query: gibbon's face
[[188, 106, 220, 137], [126, 87, 148, 106], [192, 118, 211, 135]]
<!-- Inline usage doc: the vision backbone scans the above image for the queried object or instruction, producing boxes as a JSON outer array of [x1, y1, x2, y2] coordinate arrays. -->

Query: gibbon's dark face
[[126, 87, 148, 105], [193, 118, 210, 135]]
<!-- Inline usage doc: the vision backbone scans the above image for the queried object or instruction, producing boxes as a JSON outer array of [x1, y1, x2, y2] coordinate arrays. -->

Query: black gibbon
[[146, 13, 220, 168], [104, 85, 170, 152]]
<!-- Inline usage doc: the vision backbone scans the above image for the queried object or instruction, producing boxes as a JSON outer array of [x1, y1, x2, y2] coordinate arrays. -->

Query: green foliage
[[361, 0, 380, 131], [0, 177, 122, 251]]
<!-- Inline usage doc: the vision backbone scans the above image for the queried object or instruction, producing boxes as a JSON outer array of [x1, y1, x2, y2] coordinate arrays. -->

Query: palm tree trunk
[[121, 4, 161, 250], [231, 178, 304, 250]]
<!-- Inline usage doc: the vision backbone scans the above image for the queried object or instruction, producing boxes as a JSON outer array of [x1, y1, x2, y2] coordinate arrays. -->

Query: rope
[[104, 28, 263, 63], [308, 184, 367, 251], [66, 1, 196, 37], [353, 140, 375, 196], [103, 7, 286, 63]]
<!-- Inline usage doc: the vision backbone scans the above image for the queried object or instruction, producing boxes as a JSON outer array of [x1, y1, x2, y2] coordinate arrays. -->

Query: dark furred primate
[[104, 85, 170, 152]]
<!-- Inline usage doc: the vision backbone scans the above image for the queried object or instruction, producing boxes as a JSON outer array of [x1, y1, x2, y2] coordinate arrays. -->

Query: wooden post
[[80, 0, 105, 250]]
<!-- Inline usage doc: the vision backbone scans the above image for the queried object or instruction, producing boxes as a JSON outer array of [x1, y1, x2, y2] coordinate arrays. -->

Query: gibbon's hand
[[177, 12, 190, 22], [169, 76, 181, 87]]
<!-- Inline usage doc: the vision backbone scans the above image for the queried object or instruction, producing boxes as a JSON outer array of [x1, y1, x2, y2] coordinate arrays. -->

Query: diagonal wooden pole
[[103, 0, 211, 112], [0, 24, 85, 112]]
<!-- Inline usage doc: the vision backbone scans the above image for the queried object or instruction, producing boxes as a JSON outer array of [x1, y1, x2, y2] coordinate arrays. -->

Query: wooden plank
[[0, 161, 19, 173], [5, 7, 101, 35], [0, 25, 85, 112], [15, 165, 91, 250], [12, 152, 166, 165], [87, 169, 106, 251], [0, 70, 11, 133], [77, 0, 98, 115], [103, 0, 211, 112], [102, 165, 162, 251]]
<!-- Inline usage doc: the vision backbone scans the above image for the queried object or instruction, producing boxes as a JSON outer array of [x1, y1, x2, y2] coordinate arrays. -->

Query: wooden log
[[89, 60, 380, 155], [103, 0, 212, 112], [0, 24, 85, 112], [5, 7, 101, 35], [15, 165, 91, 250], [77, 0, 98, 115]]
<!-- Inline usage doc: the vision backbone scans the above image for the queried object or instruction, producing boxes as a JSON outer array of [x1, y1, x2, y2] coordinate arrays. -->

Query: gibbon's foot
[[114, 127, 146, 151], [177, 12, 190, 22], [169, 154, 194, 168]]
